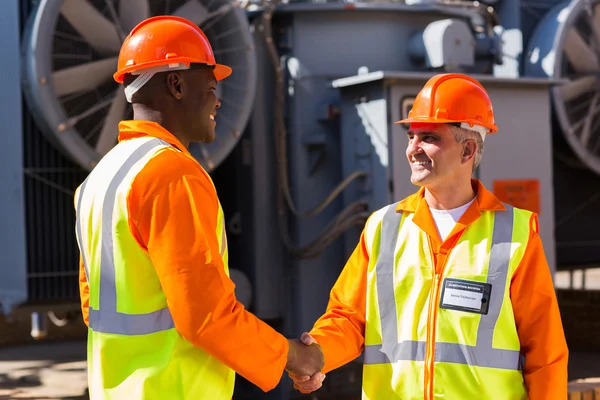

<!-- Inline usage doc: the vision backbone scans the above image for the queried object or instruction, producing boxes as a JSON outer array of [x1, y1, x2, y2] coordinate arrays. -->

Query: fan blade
[[172, 0, 210, 25], [119, 0, 151, 33], [199, 3, 236, 31], [96, 90, 127, 155], [52, 57, 118, 97], [556, 75, 599, 103], [61, 0, 121, 54], [590, 4, 600, 50], [580, 93, 600, 146], [564, 27, 600, 74]]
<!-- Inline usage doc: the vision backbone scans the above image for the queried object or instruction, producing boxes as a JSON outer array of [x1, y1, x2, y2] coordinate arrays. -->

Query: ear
[[166, 72, 185, 100], [461, 139, 477, 164]]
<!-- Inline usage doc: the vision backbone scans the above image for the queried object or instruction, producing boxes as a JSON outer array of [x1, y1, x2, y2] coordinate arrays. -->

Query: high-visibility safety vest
[[74, 136, 234, 400], [362, 202, 530, 400]]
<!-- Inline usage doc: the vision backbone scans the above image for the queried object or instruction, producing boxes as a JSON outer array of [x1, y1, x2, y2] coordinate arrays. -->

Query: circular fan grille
[[525, 0, 600, 175], [22, 0, 257, 172]]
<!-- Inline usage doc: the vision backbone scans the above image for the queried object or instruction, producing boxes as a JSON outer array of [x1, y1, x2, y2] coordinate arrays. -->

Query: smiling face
[[163, 64, 221, 145], [183, 66, 221, 144], [406, 123, 476, 190]]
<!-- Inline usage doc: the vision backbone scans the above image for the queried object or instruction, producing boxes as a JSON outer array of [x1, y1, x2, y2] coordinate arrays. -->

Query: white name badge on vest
[[439, 278, 492, 315]]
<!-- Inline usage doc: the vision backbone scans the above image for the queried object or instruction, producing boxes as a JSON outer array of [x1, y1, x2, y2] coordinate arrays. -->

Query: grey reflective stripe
[[88, 307, 174, 336], [365, 204, 523, 371], [435, 342, 521, 370], [77, 138, 175, 336], [375, 204, 403, 361], [365, 341, 426, 364], [75, 178, 90, 282], [220, 224, 226, 256]]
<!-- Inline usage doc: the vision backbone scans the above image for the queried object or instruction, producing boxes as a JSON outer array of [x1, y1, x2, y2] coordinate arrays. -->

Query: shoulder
[[496, 204, 539, 260], [501, 203, 539, 235], [130, 145, 216, 205], [363, 202, 402, 254]]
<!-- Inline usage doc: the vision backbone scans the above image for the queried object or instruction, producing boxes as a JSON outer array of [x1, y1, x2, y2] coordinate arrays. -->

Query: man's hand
[[288, 333, 326, 394], [285, 332, 324, 377]]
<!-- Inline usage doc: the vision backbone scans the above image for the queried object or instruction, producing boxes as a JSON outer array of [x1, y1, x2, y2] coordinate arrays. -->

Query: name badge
[[439, 278, 492, 315]]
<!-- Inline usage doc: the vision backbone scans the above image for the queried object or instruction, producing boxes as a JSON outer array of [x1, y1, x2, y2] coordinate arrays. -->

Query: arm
[[510, 214, 568, 399], [308, 229, 369, 374], [133, 154, 289, 392], [74, 185, 90, 328], [78, 255, 89, 328]]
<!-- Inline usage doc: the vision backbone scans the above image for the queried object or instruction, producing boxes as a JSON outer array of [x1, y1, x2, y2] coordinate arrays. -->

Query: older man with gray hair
[[290, 73, 568, 400]]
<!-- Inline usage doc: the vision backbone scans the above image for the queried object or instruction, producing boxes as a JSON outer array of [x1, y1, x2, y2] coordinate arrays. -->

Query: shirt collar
[[117, 120, 190, 156], [395, 179, 506, 245], [395, 179, 505, 213]]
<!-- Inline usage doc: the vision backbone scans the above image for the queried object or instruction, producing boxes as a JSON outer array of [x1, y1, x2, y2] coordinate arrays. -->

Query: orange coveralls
[[78, 120, 289, 392], [309, 181, 569, 399]]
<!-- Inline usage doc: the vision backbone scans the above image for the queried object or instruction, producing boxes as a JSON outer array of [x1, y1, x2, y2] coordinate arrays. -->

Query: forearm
[[160, 264, 289, 392], [310, 312, 365, 373], [308, 234, 369, 373], [525, 358, 568, 400], [520, 290, 568, 399], [511, 216, 568, 399]]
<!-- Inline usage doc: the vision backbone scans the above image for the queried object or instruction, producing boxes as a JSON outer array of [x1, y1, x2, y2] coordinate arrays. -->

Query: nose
[[215, 99, 221, 109], [406, 136, 424, 156]]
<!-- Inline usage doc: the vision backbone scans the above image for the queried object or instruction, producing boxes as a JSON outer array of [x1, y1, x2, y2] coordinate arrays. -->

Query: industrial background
[[0, 0, 599, 398]]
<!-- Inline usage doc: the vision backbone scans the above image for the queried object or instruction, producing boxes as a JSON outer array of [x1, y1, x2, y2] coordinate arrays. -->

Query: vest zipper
[[426, 248, 451, 399]]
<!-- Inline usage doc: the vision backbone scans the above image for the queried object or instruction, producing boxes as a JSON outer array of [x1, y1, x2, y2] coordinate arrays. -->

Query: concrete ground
[[0, 341, 87, 400], [0, 340, 598, 399]]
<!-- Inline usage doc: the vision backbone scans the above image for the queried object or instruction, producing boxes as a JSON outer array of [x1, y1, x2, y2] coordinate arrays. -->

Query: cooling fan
[[525, 0, 600, 175], [22, 0, 257, 172]]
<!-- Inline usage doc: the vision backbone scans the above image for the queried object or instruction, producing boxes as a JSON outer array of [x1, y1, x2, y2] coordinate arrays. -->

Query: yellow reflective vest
[[75, 137, 234, 400], [361, 202, 530, 399]]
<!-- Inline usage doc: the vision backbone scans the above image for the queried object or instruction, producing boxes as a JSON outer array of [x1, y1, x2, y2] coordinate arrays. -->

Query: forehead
[[186, 66, 217, 84], [407, 123, 451, 135]]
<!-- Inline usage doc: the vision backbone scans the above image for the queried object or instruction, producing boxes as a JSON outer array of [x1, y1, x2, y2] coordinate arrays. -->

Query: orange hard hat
[[396, 73, 498, 134], [113, 15, 232, 84]]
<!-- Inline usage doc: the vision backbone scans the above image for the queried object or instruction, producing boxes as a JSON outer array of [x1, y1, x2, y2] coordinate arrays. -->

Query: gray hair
[[449, 125, 484, 172]]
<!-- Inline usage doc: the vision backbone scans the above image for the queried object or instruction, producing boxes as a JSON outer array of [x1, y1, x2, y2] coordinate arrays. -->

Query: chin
[[204, 132, 216, 143], [410, 173, 430, 186], [194, 128, 215, 143]]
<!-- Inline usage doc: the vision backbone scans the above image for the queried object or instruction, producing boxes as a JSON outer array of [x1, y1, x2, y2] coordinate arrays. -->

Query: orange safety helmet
[[396, 73, 498, 135], [113, 15, 232, 84]]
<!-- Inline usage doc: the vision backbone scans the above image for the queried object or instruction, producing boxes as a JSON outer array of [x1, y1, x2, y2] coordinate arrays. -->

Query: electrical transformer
[[0, 0, 598, 398]]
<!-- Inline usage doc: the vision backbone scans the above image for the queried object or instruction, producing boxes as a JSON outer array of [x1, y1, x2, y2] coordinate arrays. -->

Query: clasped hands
[[285, 332, 326, 394]]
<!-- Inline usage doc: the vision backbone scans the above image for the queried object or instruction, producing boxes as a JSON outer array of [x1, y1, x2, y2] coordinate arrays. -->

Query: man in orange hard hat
[[289, 73, 568, 399], [74, 16, 323, 400]]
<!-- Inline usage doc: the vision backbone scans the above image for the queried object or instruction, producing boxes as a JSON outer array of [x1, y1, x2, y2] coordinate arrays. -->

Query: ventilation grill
[[20, 0, 87, 303]]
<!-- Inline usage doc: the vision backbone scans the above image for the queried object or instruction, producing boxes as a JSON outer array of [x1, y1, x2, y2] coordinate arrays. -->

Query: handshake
[[285, 333, 327, 394]]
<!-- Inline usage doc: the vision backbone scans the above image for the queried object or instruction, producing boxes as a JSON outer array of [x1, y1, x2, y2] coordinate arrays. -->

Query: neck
[[424, 178, 476, 210], [132, 104, 190, 148]]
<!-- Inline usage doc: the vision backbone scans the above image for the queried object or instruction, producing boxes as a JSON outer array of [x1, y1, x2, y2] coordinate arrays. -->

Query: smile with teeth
[[209, 114, 215, 121], [412, 160, 431, 166]]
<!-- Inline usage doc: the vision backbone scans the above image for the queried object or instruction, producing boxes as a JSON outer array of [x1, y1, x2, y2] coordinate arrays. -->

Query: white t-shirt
[[429, 198, 476, 241]]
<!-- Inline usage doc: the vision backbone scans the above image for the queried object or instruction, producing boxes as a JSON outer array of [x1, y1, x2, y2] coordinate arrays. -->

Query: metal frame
[[0, 0, 27, 315]]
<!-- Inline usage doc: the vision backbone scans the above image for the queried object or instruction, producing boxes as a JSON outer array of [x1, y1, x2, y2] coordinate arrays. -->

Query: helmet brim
[[214, 63, 232, 81], [395, 117, 498, 133]]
